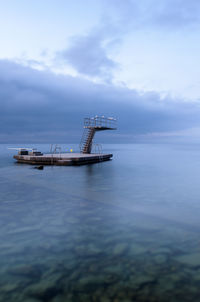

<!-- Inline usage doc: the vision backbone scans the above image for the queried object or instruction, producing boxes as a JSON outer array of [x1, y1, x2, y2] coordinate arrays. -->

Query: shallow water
[[1, 143, 200, 301]]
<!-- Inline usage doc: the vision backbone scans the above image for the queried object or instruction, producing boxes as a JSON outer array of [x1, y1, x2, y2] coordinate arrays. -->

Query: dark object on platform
[[29, 151, 43, 156], [19, 150, 29, 155]]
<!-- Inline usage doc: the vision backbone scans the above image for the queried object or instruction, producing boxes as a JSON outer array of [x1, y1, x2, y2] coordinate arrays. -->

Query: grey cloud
[[104, 0, 200, 30], [149, 0, 200, 29], [57, 0, 200, 80], [0, 59, 200, 143], [57, 30, 118, 81]]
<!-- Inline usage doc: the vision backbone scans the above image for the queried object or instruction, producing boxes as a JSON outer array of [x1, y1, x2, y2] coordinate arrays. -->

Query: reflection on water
[[1, 143, 200, 301]]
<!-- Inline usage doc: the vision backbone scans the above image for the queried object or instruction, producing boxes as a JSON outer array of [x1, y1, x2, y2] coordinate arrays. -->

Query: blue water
[[1, 143, 200, 301]]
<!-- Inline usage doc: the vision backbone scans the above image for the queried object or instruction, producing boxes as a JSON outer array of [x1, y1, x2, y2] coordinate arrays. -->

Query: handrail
[[50, 144, 62, 161], [84, 116, 117, 129]]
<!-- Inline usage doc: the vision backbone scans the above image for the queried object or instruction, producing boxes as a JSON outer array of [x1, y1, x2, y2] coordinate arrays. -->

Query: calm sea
[[1, 143, 200, 302]]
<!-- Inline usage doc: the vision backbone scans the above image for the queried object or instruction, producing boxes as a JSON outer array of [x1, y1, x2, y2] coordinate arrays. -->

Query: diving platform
[[80, 116, 116, 154], [12, 116, 117, 166]]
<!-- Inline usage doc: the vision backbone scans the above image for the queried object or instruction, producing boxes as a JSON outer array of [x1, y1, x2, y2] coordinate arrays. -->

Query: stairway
[[79, 127, 96, 154]]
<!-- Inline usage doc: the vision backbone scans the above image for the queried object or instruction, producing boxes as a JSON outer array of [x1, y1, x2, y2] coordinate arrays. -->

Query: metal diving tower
[[79, 116, 117, 154]]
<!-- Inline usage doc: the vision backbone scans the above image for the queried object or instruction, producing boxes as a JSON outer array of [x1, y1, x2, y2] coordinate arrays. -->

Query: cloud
[[0, 59, 200, 143], [103, 0, 200, 30], [57, 29, 118, 81], [149, 0, 200, 29], [55, 0, 200, 83]]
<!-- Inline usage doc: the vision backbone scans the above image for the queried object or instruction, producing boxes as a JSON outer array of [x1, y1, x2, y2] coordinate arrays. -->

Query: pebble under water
[[1, 143, 200, 301]]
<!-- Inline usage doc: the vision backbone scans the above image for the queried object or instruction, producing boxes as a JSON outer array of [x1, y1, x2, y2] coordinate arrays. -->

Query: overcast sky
[[1, 0, 200, 143]]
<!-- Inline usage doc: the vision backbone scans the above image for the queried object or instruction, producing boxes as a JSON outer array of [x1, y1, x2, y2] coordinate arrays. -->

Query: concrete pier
[[14, 153, 113, 166]]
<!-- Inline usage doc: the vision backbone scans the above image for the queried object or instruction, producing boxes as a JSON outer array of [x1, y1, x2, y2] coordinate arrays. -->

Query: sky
[[1, 0, 200, 143]]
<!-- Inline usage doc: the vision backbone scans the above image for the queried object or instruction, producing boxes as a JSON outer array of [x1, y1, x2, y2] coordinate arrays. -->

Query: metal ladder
[[79, 128, 95, 154]]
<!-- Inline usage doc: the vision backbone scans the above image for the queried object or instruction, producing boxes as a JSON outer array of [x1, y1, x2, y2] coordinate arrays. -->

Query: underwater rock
[[151, 247, 171, 255], [128, 273, 156, 290], [101, 298, 111, 302], [87, 243, 103, 256], [113, 290, 133, 302], [156, 277, 175, 292], [1, 283, 19, 293], [24, 270, 63, 301], [103, 264, 123, 275], [176, 253, 200, 267], [74, 244, 102, 257], [24, 299, 41, 302], [113, 243, 128, 256], [193, 271, 200, 281], [73, 245, 89, 256], [8, 265, 42, 279], [68, 270, 81, 281], [25, 282, 61, 301], [51, 294, 73, 302], [153, 254, 167, 265], [73, 275, 106, 292], [129, 243, 147, 256], [78, 293, 93, 302], [104, 273, 119, 285], [88, 264, 99, 273], [99, 296, 111, 302]]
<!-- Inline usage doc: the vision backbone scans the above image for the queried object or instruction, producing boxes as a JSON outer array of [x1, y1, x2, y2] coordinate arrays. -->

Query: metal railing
[[84, 116, 117, 129], [92, 143, 103, 154], [92, 144, 103, 161], [50, 144, 62, 163]]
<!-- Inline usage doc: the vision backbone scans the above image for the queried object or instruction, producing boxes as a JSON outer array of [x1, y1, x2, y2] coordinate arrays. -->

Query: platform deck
[[13, 153, 113, 166]]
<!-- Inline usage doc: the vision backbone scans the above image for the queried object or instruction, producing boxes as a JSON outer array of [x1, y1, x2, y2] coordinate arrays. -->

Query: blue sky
[[1, 0, 200, 142]]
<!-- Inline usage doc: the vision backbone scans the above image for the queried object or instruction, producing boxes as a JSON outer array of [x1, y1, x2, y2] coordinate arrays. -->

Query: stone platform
[[13, 153, 113, 166]]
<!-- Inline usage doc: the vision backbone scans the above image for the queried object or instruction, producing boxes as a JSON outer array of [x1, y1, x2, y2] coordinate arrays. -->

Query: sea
[[1, 142, 200, 302]]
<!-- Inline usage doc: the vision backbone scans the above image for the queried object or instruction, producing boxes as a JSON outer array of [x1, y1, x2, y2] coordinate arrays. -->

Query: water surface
[[1, 143, 200, 302]]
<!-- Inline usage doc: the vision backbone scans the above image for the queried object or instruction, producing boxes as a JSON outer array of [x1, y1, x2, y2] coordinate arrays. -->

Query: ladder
[[79, 127, 95, 154]]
